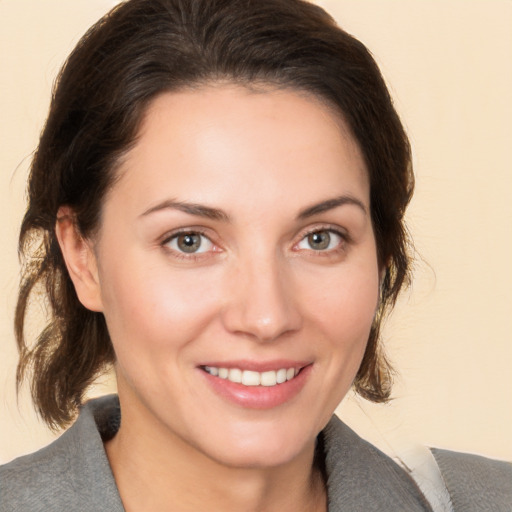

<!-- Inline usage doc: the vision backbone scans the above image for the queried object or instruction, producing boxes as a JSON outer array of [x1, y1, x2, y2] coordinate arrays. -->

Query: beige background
[[1, 0, 511, 464]]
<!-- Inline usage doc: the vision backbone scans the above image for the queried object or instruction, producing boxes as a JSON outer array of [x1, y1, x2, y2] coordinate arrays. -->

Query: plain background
[[0, 0, 511, 464]]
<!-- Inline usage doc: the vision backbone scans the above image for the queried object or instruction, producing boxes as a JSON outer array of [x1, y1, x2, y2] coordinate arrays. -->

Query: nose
[[221, 256, 302, 343]]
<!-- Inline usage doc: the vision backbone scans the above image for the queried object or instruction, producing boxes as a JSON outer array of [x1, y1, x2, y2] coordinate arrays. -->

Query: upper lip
[[198, 360, 311, 372]]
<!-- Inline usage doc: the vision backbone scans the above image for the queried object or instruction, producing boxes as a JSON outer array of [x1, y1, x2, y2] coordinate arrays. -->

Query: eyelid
[[297, 224, 350, 242], [160, 227, 210, 244]]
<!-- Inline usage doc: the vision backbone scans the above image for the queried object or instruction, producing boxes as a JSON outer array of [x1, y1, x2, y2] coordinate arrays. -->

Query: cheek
[[303, 262, 379, 344], [297, 258, 380, 425], [98, 254, 223, 354]]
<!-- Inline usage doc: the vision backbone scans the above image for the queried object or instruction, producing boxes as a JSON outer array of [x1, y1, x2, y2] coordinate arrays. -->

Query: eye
[[164, 232, 214, 254], [296, 229, 344, 252]]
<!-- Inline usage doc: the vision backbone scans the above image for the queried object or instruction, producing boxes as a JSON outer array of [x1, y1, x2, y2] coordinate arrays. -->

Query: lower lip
[[200, 365, 312, 409]]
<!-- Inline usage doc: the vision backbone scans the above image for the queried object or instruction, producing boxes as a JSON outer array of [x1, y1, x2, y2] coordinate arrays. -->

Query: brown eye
[[165, 232, 213, 254]]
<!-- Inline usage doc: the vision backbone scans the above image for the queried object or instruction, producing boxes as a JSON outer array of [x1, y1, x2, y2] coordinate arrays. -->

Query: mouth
[[199, 362, 312, 409], [201, 366, 301, 387]]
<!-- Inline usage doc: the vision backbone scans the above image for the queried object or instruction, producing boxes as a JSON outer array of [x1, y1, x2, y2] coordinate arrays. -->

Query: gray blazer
[[1, 395, 511, 511]]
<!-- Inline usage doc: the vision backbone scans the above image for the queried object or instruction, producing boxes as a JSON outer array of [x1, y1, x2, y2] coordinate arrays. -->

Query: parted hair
[[16, 0, 414, 429]]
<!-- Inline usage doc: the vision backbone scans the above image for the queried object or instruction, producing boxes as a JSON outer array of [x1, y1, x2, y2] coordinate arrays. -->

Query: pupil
[[178, 234, 201, 253], [308, 231, 330, 250]]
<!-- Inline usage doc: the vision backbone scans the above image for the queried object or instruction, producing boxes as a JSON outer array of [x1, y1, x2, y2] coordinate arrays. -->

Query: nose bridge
[[222, 247, 301, 342]]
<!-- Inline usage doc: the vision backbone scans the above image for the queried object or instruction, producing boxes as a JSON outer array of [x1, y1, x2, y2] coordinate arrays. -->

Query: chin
[[193, 418, 321, 469], [206, 442, 310, 470]]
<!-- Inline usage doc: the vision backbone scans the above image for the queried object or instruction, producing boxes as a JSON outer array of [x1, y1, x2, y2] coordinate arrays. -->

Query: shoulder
[[0, 395, 123, 512], [431, 448, 512, 512], [1, 427, 77, 511], [322, 415, 432, 511], [323, 416, 512, 512]]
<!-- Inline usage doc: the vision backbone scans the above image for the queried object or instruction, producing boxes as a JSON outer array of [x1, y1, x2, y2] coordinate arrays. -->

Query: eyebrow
[[140, 200, 230, 222], [297, 195, 368, 219], [141, 194, 367, 222]]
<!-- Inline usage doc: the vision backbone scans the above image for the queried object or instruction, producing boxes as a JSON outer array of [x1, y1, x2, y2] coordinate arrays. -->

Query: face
[[90, 85, 380, 468]]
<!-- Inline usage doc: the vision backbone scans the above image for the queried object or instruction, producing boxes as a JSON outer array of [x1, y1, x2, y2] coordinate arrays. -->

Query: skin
[[57, 85, 381, 512]]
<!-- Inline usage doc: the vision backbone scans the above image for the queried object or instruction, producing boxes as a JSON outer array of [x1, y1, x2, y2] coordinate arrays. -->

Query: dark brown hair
[[16, 0, 413, 429]]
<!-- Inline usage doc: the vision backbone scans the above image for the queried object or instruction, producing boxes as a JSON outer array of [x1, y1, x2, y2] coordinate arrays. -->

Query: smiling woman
[[62, 86, 380, 473], [0, 1, 510, 511]]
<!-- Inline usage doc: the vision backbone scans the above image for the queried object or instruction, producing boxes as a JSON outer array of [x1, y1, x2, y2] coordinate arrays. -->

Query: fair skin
[[57, 85, 380, 512]]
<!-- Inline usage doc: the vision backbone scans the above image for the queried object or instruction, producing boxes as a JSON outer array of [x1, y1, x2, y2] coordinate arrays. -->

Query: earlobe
[[55, 206, 104, 312]]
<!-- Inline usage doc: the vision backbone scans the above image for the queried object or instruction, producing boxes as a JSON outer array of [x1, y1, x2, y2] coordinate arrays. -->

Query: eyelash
[[160, 225, 349, 260]]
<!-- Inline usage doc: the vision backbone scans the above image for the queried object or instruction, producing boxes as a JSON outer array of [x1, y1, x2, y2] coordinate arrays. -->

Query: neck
[[105, 396, 326, 512]]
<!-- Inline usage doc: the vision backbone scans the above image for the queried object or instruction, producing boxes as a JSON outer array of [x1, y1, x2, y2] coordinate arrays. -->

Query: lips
[[199, 361, 311, 409]]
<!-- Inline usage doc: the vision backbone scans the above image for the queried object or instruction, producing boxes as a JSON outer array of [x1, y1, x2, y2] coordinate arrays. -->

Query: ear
[[55, 206, 104, 312]]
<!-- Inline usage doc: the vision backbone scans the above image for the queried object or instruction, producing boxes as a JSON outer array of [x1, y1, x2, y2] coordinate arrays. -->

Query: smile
[[202, 366, 299, 387]]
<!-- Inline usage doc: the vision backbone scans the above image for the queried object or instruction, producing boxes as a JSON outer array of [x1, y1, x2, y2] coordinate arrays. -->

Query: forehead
[[110, 84, 369, 216]]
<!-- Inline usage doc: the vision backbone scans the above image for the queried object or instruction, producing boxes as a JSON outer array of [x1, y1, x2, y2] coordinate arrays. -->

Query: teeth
[[260, 370, 277, 387], [204, 366, 299, 387], [242, 370, 260, 386], [228, 368, 242, 383], [276, 368, 287, 384]]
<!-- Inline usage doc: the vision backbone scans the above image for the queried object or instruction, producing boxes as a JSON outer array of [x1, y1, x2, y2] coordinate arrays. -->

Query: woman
[[1, 0, 510, 511]]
